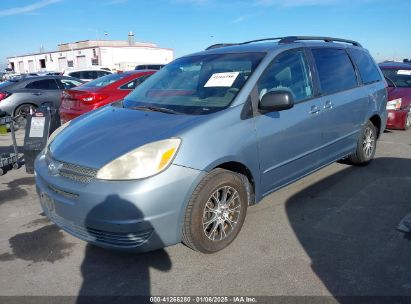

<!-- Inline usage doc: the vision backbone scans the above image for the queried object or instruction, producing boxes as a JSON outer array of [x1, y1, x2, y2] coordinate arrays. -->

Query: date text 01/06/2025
[[149, 296, 257, 303]]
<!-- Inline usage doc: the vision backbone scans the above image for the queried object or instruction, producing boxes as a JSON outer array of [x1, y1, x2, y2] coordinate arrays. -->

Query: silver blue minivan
[[35, 36, 387, 253]]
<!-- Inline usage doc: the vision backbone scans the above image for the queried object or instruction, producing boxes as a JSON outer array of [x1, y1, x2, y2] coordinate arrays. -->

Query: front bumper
[[35, 153, 205, 252], [386, 109, 408, 130]]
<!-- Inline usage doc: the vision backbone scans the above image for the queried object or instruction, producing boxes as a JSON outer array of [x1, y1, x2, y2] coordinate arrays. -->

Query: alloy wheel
[[15, 105, 36, 129], [362, 126, 375, 159], [202, 186, 241, 241]]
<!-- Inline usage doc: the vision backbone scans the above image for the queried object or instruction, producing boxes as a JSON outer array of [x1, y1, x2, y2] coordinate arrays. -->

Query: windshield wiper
[[131, 105, 182, 114]]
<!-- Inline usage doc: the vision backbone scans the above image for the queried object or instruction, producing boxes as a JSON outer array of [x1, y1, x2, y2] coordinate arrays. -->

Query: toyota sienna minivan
[[35, 36, 387, 253]]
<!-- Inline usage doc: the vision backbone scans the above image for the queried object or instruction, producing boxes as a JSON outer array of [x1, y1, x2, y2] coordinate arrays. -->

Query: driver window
[[258, 50, 313, 103]]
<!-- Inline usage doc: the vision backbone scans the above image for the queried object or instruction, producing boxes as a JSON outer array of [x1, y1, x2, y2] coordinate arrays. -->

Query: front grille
[[49, 212, 152, 248], [46, 151, 97, 183]]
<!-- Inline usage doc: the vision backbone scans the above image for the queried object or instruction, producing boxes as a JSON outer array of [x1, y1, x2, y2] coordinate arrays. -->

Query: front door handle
[[324, 100, 333, 109], [309, 105, 321, 114]]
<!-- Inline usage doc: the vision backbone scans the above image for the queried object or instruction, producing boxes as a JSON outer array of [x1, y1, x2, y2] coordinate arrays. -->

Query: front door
[[254, 49, 324, 195]]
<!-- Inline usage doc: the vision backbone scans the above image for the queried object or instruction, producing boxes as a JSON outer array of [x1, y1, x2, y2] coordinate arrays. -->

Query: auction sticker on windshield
[[204, 72, 239, 87]]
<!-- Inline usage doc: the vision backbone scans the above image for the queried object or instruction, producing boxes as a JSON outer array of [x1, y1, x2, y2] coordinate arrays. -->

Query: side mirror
[[258, 90, 294, 113]]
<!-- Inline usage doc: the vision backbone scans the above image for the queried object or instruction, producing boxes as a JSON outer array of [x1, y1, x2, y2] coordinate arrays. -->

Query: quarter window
[[350, 49, 382, 85], [257, 50, 313, 102], [312, 48, 358, 95]]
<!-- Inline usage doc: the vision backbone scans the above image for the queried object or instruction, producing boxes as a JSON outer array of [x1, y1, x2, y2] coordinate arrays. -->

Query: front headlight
[[386, 98, 402, 110], [96, 138, 181, 180]]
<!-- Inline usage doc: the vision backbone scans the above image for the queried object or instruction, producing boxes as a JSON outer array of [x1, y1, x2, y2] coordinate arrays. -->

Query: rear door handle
[[309, 105, 321, 114], [32, 92, 42, 96], [323, 100, 333, 109]]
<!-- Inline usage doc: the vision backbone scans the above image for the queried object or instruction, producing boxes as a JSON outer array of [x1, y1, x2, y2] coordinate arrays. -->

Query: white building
[[7, 33, 174, 73]]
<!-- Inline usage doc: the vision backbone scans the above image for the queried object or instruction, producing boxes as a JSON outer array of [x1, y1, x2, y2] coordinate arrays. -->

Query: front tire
[[182, 168, 248, 253], [348, 120, 377, 166]]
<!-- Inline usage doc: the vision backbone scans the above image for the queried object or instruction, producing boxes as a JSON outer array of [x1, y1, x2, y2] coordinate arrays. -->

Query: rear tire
[[14, 104, 37, 130], [182, 168, 248, 253], [348, 120, 377, 166]]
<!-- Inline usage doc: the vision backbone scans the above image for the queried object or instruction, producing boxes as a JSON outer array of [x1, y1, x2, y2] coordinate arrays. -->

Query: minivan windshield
[[123, 52, 265, 114], [82, 73, 129, 88]]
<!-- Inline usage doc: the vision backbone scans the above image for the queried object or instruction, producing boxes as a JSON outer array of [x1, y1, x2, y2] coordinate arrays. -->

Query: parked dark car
[[379, 62, 411, 130], [0, 75, 84, 126]]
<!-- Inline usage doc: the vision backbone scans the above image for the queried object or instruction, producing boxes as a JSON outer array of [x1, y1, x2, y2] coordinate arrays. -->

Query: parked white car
[[61, 68, 112, 82]]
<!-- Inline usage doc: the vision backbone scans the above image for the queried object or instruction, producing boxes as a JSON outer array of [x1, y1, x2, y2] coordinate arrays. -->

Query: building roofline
[[7, 45, 174, 59]]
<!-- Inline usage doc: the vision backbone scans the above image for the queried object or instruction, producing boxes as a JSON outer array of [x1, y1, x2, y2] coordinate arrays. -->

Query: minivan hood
[[50, 105, 204, 168]]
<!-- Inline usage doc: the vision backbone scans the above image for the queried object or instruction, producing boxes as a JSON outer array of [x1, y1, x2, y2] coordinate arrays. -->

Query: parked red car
[[379, 62, 411, 130], [60, 70, 155, 122]]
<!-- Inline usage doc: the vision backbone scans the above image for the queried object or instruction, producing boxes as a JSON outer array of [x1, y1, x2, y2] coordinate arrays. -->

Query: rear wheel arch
[[13, 102, 37, 116]]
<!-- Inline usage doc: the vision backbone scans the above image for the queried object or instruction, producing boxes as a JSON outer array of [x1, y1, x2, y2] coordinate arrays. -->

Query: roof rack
[[205, 36, 362, 50], [278, 36, 362, 47], [206, 43, 238, 50]]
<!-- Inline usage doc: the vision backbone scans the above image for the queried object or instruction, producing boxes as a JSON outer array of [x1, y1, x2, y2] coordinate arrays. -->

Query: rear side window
[[257, 49, 313, 102], [25, 79, 59, 90], [312, 48, 358, 95], [83, 73, 128, 88], [350, 49, 382, 84], [97, 71, 111, 77], [68, 72, 80, 78], [80, 71, 98, 80], [60, 79, 83, 89], [120, 74, 152, 90]]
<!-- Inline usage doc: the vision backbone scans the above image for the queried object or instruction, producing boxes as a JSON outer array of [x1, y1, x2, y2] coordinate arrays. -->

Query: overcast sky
[[0, 0, 410, 69]]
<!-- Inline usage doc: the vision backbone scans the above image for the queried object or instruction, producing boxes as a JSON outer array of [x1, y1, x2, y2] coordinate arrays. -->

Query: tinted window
[[312, 48, 358, 95], [26, 79, 59, 90], [350, 49, 381, 84], [258, 50, 313, 102], [97, 71, 111, 77], [80, 71, 98, 80], [60, 79, 83, 89], [69, 72, 80, 78], [120, 74, 152, 90], [83, 73, 128, 88], [381, 68, 411, 88]]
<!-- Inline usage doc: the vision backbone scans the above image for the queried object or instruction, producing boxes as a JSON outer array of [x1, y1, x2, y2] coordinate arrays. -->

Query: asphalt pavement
[[0, 128, 410, 300]]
